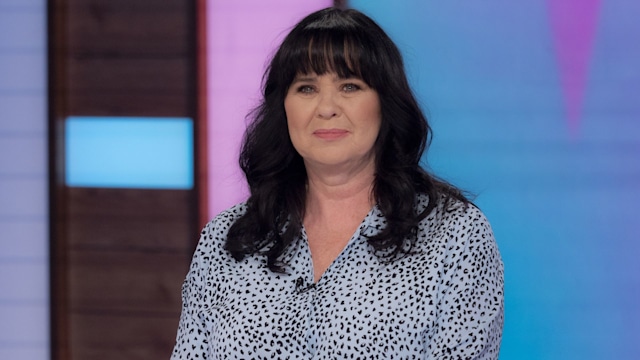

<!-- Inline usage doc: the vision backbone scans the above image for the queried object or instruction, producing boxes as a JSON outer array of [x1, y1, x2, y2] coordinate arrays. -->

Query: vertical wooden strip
[[196, 0, 210, 229], [48, 0, 70, 358]]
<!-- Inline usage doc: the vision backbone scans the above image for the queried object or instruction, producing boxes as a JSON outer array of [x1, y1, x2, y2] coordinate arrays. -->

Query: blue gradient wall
[[349, 1, 640, 359], [0, 0, 48, 359]]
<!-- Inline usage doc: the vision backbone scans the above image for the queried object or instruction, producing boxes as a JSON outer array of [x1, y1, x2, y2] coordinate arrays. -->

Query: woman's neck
[[303, 160, 376, 224]]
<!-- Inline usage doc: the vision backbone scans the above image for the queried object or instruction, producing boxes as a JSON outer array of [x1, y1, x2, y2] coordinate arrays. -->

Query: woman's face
[[284, 72, 381, 172]]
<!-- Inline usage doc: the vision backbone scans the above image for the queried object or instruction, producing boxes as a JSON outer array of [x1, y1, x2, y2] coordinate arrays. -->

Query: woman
[[172, 7, 503, 359]]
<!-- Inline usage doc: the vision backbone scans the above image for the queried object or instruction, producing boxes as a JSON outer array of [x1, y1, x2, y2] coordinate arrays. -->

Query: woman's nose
[[316, 92, 340, 119]]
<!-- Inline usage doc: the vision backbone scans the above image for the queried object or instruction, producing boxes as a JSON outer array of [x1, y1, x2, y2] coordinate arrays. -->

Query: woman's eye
[[342, 83, 361, 92], [297, 85, 315, 94]]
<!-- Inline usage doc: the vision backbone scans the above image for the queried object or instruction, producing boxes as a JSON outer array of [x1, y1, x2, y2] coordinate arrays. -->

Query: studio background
[[1, 0, 638, 359]]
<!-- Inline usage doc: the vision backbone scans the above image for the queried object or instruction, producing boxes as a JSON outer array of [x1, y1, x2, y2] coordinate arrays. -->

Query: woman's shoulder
[[417, 192, 493, 239], [196, 202, 248, 252], [417, 191, 481, 214], [415, 193, 500, 267], [207, 202, 248, 229]]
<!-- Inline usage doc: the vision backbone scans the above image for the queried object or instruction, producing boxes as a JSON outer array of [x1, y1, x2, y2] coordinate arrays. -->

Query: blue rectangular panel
[[65, 116, 194, 189]]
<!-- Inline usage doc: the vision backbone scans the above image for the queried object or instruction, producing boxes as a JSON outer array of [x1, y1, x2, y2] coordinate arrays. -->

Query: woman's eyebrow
[[292, 76, 317, 83]]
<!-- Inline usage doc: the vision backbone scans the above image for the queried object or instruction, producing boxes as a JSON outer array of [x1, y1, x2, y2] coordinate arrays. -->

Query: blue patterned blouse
[[171, 194, 504, 359]]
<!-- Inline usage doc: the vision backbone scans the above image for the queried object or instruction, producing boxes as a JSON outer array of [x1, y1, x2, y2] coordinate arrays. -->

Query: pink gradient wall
[[206, 0, 333, 218], [547, 0, 601, 137]]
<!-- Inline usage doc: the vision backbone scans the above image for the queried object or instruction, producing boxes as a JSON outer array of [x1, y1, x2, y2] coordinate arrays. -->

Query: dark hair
[[225, 7, 467, 272]]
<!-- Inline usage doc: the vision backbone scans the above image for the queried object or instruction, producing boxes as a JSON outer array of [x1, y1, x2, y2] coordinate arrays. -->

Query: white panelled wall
[[0, 0, 49, 359]]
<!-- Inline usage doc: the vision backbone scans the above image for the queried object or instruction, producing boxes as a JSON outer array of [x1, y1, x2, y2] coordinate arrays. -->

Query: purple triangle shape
[[547, 0, 601, 137]]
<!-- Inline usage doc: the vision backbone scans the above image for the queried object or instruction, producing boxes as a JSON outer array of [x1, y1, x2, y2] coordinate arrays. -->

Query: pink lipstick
[[313, 129, 349, 140]]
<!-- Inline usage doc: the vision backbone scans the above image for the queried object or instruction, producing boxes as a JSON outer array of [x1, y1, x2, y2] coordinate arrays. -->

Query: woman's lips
[[313, 129, 349, 140]]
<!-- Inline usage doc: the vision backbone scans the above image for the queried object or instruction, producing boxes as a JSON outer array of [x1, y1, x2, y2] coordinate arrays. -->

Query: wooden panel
[[68, 249, 188, 313], [60, 0, 195, 116], [63, 188, 196, 360], [68, 215, 193, 251], [66, 6, 189, 56], [66, 91, 189, 117], [67, 188, 195, 251], [70, 313, 177, 360], [50, 0, 200, 358], [67, 57, 189, 95], [66, 56, 190, 116]]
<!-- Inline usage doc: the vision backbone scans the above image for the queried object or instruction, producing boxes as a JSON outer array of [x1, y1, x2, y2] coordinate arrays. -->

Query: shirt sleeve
[[426, 206, 505, 360], [170, 224, 213, 360]]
